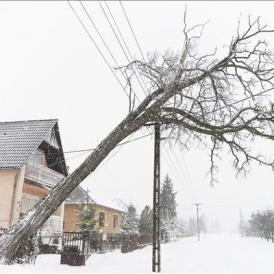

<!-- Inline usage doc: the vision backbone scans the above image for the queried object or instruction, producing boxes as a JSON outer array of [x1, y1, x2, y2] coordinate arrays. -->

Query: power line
[[67, 0, 129, 99], [64, 131, 153, 154], [96, 131, 138, 170], [80, 0, 142, 104], [98, 1, 186, 193], [66, 1, 157, 175], [79, 1, 120, 68], [98, 1, 130, 65], [104, 1, 136, 64], [98, 1, 148, 98], [49, 132, 154, 168], [118, 2, 202, 197], [61, 86, 274, 155], [67, 0, 274, 197], [104, 1, 149, 93], [115, 2, 191, 191], [162, 147, 197, 203], [69, 1, 189, 215], [119, 1, 146, 61], [171, 148, 198, 200]]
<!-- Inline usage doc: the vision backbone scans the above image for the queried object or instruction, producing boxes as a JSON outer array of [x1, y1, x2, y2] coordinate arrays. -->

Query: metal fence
[[60, 231, 122, 266], [0, 228, 151, 266]]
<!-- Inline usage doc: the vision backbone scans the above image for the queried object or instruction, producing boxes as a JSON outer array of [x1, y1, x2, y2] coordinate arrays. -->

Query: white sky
[[1, 1, 274, 232]]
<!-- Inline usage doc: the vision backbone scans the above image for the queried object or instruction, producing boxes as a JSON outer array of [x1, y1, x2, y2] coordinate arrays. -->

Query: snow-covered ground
[[1, 234, 274, 273]]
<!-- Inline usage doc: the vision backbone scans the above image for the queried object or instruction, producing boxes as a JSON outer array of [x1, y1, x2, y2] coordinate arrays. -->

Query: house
[[63, 186, 124, 235], [0, 119, 68, 237]]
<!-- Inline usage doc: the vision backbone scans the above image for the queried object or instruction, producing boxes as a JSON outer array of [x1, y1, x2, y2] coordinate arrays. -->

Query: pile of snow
[[1, 234, 274, 272]]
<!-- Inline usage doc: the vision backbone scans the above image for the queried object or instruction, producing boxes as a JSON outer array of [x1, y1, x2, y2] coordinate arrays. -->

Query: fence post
[[99, 234, 103, 253]]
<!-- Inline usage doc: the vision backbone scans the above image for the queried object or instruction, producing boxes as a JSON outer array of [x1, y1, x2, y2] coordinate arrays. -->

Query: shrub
[[39, 244, 59, 254]]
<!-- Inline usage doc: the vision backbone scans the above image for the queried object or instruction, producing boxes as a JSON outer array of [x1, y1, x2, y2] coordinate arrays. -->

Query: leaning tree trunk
[[0, 112, 149, 264]]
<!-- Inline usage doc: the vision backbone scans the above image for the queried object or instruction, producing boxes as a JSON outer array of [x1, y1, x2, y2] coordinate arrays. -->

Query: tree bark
[[0, 113, 148, 263]]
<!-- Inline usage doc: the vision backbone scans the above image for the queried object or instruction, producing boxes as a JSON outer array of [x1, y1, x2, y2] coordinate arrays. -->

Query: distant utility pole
[[152, 123, 161, 273], [240, 208, 244, 238], [194, 203, 201, 241]]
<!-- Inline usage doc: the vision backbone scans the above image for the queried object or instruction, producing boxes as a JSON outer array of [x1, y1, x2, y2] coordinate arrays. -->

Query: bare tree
[[1, 15, 274, 264]]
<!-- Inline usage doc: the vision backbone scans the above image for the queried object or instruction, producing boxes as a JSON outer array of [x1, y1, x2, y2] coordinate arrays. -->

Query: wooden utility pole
[[194, 203, 201, 241], [240, 208, 244, 238], [152, 123, 161, 272]]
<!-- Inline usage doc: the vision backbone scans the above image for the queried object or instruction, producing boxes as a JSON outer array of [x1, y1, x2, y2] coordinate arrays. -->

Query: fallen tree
[[1, 15, 274, 263]]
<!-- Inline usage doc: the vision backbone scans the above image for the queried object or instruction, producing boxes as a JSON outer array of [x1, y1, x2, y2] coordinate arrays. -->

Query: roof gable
[[66, 186, 124, 213], [0, 119, 58, 168]]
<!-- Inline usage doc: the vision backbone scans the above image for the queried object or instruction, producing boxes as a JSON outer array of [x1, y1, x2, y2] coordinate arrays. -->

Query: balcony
[[25, 161, 65, 188]]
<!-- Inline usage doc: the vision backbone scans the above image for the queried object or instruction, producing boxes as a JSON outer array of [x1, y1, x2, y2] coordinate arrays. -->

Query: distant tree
[[121, 204, 139, 235], [248, 210, 274, 239], [160, 175, 177, 237], [139, 205, 153, 235]]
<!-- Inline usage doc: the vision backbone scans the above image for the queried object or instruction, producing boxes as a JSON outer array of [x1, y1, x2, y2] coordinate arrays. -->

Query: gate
[[60, 231, 91, 266]]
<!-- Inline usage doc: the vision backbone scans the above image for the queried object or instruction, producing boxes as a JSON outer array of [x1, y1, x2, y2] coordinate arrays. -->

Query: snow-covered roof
[[0, 119, 68, 176], [66, 186, 125, 213], [0, 119, 57, 168]]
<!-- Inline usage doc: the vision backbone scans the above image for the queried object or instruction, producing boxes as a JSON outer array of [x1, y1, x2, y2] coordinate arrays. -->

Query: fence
[[60, 231, 122, 266], [120, 233, 152, 253], [0, 228, 151, 266]]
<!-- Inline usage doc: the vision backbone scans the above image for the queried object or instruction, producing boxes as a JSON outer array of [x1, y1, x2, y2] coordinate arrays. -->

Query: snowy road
[[1, 234, 274, 273]]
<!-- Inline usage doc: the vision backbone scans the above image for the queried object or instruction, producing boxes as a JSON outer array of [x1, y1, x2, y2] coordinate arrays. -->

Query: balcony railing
[[25, 161, 64, 188]]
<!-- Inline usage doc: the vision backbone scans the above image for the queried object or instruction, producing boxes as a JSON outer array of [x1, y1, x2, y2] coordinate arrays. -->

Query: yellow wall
[[63, 204, 122, 234]]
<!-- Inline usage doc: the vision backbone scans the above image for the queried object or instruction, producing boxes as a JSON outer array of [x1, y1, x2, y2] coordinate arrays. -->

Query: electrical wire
[[98, 1, 148, 98], [117, 1, 199, 199], [67, 0, 274, 204], [66, 0, 129, 99], [119, 1, 146, 61]]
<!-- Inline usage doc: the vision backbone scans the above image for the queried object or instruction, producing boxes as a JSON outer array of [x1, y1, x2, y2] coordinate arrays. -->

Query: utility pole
[[194, 203, 201, 241], [152, 123, 161, 272], [240, 208, 244, 238]]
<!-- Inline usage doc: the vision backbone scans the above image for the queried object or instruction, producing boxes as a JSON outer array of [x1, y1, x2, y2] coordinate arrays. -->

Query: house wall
[[0, 166, 63, 230], [95, 204, 122, 234], [0, 167, 25, 229], [28, 148, 48, 167], [22, 180, 62, 216], [63, 204, 122, 234]]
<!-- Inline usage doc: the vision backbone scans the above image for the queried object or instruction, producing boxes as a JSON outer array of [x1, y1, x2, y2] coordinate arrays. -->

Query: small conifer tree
[[76, 188, 97, 233]]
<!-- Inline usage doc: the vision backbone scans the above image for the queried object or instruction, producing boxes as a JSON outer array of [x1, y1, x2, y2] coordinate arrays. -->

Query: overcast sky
[[1, 1, 274, 232]]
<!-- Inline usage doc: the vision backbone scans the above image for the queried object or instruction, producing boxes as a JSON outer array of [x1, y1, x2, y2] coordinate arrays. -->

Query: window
[[21, 196, 38, 214], [113, 215, 118, 228], [99, 212, 105, 227]]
